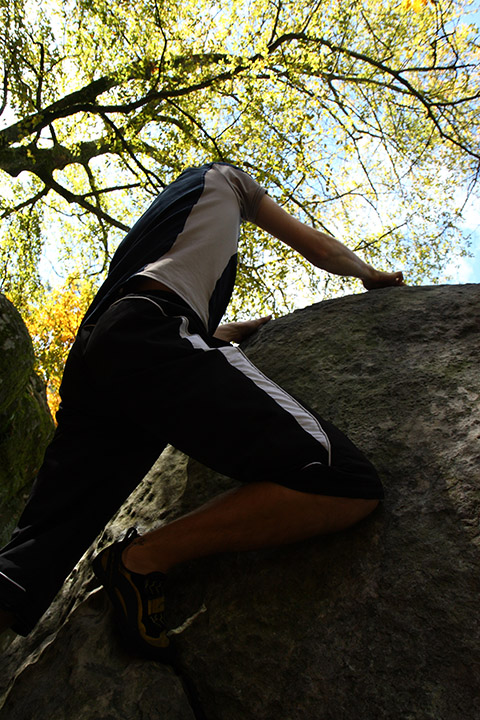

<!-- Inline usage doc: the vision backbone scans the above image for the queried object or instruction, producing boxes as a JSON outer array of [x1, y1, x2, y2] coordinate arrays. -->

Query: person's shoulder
[[211, 161, 252, 177], [210, 164, 266, 221], [210, 162, 263, 189], [176, 162, 256, 182]]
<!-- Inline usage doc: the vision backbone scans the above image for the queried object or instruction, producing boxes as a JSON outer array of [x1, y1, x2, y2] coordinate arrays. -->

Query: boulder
[[0, 284, 479, 720], [0, 294, 55, 546]]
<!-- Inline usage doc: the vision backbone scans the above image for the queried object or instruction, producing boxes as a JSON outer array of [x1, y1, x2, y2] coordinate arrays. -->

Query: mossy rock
[[0, 295, 54, 542], [0, 295, 34, 415]]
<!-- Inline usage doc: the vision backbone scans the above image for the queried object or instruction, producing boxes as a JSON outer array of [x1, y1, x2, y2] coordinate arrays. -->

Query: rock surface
[[0, 284, 479, 720], [0, 294, 54, 545]]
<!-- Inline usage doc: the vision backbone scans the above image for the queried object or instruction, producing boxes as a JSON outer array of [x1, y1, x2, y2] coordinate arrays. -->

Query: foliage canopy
[[1, 0, 479, 320], [22, 276, 96, 415]]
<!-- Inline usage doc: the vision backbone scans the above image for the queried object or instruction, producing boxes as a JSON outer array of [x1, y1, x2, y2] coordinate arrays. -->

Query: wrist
[[361, 267, 379, 290]]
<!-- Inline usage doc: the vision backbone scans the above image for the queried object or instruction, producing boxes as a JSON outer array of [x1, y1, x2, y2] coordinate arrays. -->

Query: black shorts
[[79, 291, 383, 500]]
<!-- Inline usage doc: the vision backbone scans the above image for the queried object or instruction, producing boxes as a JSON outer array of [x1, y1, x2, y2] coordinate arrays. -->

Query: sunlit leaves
[[22, 276, 96, 416], [0, 0, 478, 322]]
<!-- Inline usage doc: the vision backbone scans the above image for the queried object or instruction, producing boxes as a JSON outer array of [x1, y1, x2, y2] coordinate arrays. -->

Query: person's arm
[[254, 194, 405, 290], [213, 315, 271, 343]]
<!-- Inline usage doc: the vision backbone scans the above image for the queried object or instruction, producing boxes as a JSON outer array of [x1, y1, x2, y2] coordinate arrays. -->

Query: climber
[[0, 162, 405, 658]]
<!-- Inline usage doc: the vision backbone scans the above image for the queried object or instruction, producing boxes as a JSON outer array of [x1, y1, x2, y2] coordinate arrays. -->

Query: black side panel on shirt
[[207, 253, 238, 334], [81, 165, 210, 326]]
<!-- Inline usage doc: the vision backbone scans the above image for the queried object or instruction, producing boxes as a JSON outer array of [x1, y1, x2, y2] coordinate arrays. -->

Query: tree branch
[[0, 137, 113, 177], [353, 222, 409, 253], [38, 172, 130, 232], [267, 0, 283, 47], [99, 112, 166, 192], [82, 182, 141, 198], [0, 60, 9, 118], [166, 99, 226, 158], [0, 187, 49, 220]]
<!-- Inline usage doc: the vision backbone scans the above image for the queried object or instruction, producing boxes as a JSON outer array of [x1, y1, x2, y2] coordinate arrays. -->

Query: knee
[[346, 497, 380, 526], [323, 496, 380, 534], [358, 497, 380, 514]]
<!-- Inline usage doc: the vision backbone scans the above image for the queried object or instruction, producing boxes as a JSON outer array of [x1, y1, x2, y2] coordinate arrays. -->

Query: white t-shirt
[[83, 163, 266, 333], [135, 163, 266, 330]]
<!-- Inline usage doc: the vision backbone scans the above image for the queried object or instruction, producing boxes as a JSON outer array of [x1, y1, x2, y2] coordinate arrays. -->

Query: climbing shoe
[[92, 527, 172, 661]]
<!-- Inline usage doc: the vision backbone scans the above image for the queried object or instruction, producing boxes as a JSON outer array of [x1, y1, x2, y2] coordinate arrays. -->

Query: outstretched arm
[[254, 195, 405, 290]]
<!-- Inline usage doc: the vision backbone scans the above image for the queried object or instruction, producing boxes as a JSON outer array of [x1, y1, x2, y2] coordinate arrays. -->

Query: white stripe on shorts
[[0, 571, 27, 593], [113, 299, 332, 465], [178, 316, 332, 464]]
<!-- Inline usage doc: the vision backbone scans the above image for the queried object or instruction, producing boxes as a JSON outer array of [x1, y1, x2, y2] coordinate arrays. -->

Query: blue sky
[[421, 2, 480, 287], [447, 5, 480, 284], [457, 239, 480, 284], [449, 240, 480, 285], [440, 193, 480, 285]]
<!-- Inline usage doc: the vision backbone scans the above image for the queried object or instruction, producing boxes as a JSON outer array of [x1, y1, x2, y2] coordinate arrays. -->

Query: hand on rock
[[363, 270, 406, 291], [214, 315, 272, 343]]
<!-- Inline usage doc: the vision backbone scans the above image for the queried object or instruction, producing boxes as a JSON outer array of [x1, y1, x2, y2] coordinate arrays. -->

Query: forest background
[[1, 0, 479, 414]]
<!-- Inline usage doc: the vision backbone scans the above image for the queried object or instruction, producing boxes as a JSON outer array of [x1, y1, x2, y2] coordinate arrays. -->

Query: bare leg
[[123, 481, 378, 575], [0, 484, 377, 636]]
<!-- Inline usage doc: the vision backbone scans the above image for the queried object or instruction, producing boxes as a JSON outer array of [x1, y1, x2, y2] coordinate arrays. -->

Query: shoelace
[[144, 574, 166, 628]]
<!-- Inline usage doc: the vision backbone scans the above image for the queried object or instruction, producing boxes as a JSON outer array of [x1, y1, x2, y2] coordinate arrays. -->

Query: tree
[[23, 276, 96, 416], [1, 0, 479, 320]]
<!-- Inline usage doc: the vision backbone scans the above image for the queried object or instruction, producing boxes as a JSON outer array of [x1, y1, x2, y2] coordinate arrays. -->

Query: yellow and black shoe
[[92, 527, 172, 661]]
